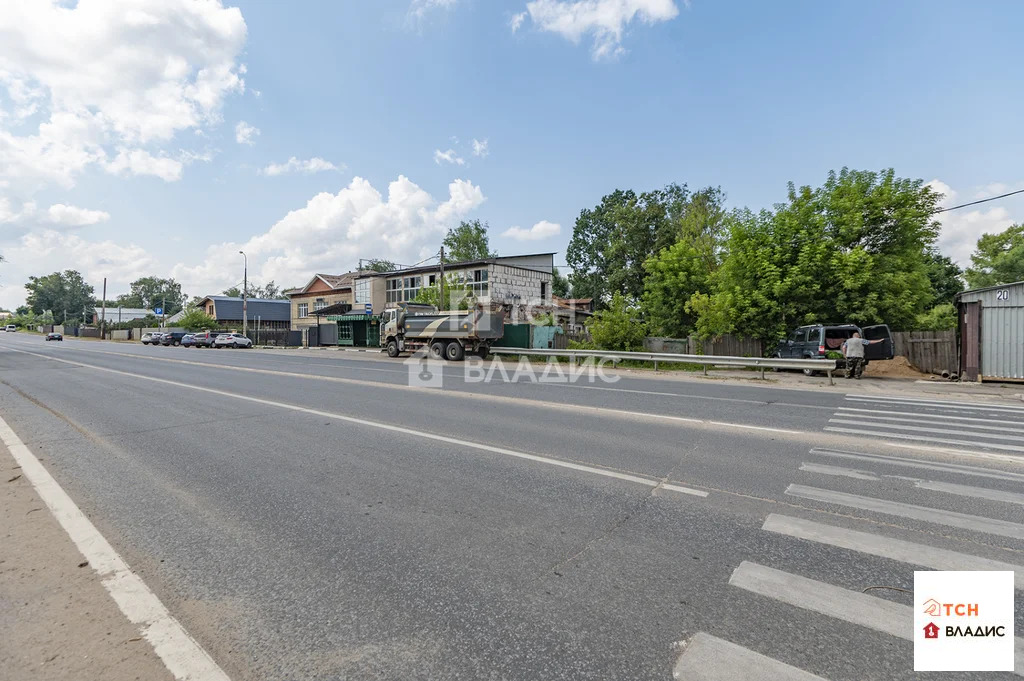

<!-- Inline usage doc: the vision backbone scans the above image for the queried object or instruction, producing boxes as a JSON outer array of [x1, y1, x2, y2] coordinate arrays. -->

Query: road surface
[[1, 334, 1021, 680]]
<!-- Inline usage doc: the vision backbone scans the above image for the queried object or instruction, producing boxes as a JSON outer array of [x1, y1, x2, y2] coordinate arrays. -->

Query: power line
[[935, 188, 1024, 214]]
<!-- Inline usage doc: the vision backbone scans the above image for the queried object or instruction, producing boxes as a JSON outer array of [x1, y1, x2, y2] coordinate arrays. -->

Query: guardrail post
[[703, 363, 707, 375], [759, 366, 765, 380], [827, 369, 834, 386], [654, 359, 658, 372]]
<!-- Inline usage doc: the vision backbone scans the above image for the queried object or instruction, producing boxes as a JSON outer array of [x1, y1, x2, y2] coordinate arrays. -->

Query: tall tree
[[964, 223, 1024, 288], [116, 277, 185, 314], [924, 250, 965, 304], [443, 219, 495, 262], [691, 169, 941, 342], [567, 184, 702, 305], [25, 270, 95, 323], [551, 266, 570, 298], [364, 259, 397, 273]]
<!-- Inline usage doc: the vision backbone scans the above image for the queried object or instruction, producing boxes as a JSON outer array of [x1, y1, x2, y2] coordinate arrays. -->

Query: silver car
[[213, 332, 253, 349]]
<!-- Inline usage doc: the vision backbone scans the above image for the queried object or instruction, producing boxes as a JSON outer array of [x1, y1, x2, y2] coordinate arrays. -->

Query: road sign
[[154, 307, 163, 315], [364, 303, 372, 315]]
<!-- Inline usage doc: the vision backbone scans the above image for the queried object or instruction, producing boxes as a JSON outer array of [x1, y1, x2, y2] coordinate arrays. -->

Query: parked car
[[213, 332, 253, 349], [159, 332, 188, 347], [140, 332, 161, 345], [45, 332, 63, 341], [5, 324, 17, 332], [181, 333, 197, 347], [191, 330, 218, 348], [775, 323, 893, 375]]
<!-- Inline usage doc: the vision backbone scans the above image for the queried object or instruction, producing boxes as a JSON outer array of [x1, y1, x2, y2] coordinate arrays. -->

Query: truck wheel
[[386, 340, 400, 358], [429, 341, 446, 360], [477, 346, 489, 359], [445, 341, 465, 362]]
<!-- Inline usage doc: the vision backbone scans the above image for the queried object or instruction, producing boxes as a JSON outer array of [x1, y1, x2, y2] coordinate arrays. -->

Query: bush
[[914, 303, 956, 330], [585, 293, 647, 351]]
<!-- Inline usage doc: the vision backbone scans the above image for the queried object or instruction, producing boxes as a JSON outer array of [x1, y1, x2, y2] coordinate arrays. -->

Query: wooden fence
[[688, 334, 763, 357], [891, 330, 957, 375]]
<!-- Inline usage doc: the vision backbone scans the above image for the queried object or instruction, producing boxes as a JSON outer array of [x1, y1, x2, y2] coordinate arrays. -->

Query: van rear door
[[863, 324, 894, 360]]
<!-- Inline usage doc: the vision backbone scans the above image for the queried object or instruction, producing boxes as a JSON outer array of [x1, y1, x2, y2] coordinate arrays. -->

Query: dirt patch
[[863, 355, 930, 379], [0, 457, 173, 681]]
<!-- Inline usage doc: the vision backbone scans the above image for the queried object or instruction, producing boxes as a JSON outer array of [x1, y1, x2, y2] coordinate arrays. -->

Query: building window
[[403, 276, 421, 301], [298, 303, 308, 317], [540, 281, 547, 301], [386, 278, 402, 303], [339, 323, 353, 340], [428, 274, 436, 286], [355, 278, 370, 304], [460, 268, 488, 296], [314, 299, 326, 312]]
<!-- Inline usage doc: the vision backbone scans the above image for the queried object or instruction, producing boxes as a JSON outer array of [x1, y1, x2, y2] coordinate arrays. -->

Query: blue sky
[[1, 0, 1022, 309]]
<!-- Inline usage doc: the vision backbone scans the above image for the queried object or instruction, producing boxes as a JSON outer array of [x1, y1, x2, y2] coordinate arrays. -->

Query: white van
[[5, 324, 17, 332]]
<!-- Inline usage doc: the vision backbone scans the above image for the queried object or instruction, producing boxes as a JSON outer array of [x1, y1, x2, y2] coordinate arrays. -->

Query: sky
[[1, 0, 1022, 310]]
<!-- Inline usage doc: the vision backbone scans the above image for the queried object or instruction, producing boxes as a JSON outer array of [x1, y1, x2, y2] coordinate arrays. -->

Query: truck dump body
[[401, 308, 504, 341]]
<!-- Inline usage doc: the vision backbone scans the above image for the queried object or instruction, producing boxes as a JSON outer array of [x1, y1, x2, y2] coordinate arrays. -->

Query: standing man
[[841, 331, 884, 379]]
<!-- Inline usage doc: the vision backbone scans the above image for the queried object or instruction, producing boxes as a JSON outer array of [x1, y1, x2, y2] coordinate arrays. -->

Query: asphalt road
[[1, 334, 1021, 680]]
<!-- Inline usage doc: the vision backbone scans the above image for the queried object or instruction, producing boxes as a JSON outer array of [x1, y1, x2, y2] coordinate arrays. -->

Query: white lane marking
[[762, 514, 1024, 590], [847, 393, 1024, 411], [6, 343, 802, 437], [672, 632, 828, 681], [845, 396, 1024, 414], [0, 413, 231, 681], [799, 462, 880, 481], [540, 382, 836, 411], [837, 408, 1024, 431], [785, 484, 1024, 540], [729, 561, 909, 639], [828, 418, 1024, 443], [810, 448, 1024, 482], [824, 426, 1024, 453], [2, 347, 708, 498], [914, 479, 1024, 507]]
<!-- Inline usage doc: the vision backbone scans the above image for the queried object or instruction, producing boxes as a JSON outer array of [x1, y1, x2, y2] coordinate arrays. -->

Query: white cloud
[[510, 12, 528, 32], [433, 148, 465, 166], [172, 175, 486, 295], [502, 220, 561, 241], [520, 0, 680, 60], [0, 0, 247, 189], [104, 148, 183, 182], [929, 179, 1022, 266], [0, 197, 36, 223], [47, 203, 110, 227], [0, 229, 154, 309], [260, 157, 340, 176], [471, 138, 489, 158], [408, 0, 459, 22], [235, 120, 259, 145]]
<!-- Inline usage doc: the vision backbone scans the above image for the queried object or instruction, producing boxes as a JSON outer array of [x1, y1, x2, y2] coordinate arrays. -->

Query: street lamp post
[[239, 250, 248, 338]]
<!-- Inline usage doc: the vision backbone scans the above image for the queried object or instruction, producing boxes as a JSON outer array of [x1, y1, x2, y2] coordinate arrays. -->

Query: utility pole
[[239, 250, 248, 338], [161, 295, 166, 328], [101, 278, 107, 338], [438, 246, 445, 311]]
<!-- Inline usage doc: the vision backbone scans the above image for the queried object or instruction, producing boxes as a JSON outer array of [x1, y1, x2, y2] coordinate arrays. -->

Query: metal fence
[[489, 347, 838, 383]]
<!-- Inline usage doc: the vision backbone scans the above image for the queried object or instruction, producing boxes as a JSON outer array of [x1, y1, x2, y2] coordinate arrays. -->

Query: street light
[[239, 250, 247, 338]]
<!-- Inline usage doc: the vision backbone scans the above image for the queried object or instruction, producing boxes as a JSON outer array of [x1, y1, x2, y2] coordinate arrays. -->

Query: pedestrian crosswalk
[[824, 394, 1024, 454], [674, 447, 1024, 679]]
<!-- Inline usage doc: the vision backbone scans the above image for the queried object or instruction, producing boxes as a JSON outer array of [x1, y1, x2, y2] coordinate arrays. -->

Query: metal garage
[[955, 281, 1024, 382]]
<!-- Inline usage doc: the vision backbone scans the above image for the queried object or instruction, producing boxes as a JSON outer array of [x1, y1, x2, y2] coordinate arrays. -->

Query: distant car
[[45, 332, 63, 341], [140, 332, 160, 345], [160, 332, 188, 347], [190, 330, 218, 348], [181, 333, 197, 347], [5, 324, 16, 332], [775, 323, 893, 376], [213, 332, 253, 349]]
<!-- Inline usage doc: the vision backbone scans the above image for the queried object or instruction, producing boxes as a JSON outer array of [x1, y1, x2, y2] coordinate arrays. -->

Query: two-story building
[[284, 273, 356, 332]]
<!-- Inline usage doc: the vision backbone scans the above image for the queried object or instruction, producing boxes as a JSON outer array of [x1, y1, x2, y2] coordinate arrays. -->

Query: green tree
[[691, 169, 941, 343], [443, 219, 495, 262], [924, 250, 964, 304], [116, 277, 185, 314], [551, 266, 570, 298], [585, 292, 647, 351], [25, 270, 95, 324], [915, 303, 957, 330], [175, 307, 222, 331], [412, 276, 474, 310], [364, 259, 397, 273], [964, 223, 1024, 288], [222, 286, 242, 297]]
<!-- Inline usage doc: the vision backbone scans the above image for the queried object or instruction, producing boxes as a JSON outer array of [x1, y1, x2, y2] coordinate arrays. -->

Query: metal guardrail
[[489, 347, 838, 384]]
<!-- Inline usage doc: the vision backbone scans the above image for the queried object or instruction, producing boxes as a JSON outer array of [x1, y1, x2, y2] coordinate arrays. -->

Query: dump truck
[[379, 302, 504, 360]]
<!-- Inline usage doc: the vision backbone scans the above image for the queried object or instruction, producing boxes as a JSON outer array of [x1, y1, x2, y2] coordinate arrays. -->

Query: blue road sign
[[364, 303, 372, 314], [154, 307, 163, 315]]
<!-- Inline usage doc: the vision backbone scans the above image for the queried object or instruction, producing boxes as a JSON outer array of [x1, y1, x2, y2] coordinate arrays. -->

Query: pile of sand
[[863, 355, 930, 379]]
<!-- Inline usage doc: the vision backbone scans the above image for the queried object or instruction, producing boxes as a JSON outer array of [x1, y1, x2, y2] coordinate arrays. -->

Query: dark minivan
[[776, 323, 893, 375]]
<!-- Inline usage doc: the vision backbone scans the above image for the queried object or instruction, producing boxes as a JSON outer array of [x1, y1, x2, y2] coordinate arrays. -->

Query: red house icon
[[924, 622, 940, 639]]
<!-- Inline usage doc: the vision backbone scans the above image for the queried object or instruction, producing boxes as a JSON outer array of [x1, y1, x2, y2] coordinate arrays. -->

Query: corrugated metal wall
[[958, 283, 1024, 380]]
